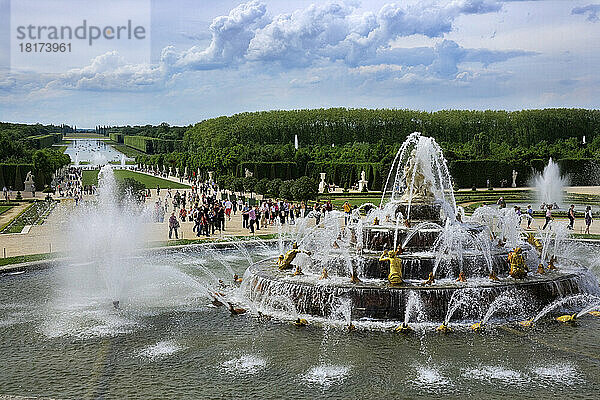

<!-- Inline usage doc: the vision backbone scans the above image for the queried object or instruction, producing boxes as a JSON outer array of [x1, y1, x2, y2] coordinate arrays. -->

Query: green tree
[[118, 177, 146, 202], [279, 180, 294, 200], [266, 178, 282, 198], [292, 176, 318, 202]]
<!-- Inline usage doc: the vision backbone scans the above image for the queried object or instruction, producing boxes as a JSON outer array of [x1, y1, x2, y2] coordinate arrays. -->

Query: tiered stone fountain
[[243, 133, 597, 324]]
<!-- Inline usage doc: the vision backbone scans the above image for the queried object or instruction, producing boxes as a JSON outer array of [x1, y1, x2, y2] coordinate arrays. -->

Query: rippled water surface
[[1, 247, 600, 399]]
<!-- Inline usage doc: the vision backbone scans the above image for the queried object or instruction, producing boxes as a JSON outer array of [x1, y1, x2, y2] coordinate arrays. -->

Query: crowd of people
[[496, 196, 594, 233]]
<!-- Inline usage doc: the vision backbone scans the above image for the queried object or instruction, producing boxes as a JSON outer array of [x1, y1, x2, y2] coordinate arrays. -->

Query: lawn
[[0, 205, 14, 215], [1, 200, 58, 234], [81, 170, 190, 189], [108, 142, 147, 158]]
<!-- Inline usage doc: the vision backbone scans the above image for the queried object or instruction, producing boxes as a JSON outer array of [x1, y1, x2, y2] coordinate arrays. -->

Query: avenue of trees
[[134, 108, 600, 190], [0, 123, 71, 190]]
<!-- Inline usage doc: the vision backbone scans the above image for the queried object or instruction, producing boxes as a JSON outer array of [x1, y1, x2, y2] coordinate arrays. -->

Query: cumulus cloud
[[3, 1, 534, 94], [164, 0, 268, 70], [164, 0, 513, 69], [572, 4, 600, 22], [46, 51, 165, 91]]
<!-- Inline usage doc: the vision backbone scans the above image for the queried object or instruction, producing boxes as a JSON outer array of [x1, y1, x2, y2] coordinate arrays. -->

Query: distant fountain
[[121, 154, 126, 168], [533, 158, 568, 206]]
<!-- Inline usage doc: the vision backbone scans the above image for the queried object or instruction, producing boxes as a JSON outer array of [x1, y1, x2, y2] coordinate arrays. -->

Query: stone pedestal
[[318, 173, 326, 193], [24, 171, 35, 193]]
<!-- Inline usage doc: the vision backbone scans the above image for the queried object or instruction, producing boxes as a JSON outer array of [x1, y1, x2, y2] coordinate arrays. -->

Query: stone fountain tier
[[245, 259, 590, 322], [362, 226, 441, 251], [362, 219, 488, 252], [395, 202, 443, 223], [313, 251, 513, 280]]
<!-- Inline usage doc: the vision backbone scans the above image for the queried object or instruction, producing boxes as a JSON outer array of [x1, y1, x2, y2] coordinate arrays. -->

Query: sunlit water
[[2, 245, 600, 399], [62, 139, 127, 165]]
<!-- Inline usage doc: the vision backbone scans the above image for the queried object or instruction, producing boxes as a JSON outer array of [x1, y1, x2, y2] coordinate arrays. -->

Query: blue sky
[[1, 0, 599, 127]]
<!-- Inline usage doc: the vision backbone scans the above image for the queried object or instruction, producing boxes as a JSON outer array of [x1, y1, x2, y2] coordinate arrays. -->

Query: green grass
[[151, 233, 278, 247], [0, 205, 14, 215], [81, 170, 190, 189], [108, 142, 147, 158], [571, 233, 600, 240], [0, 253, 55, 267], [108, 160, 136, 165], [64, 132, 105, 139], [1, 200, 57, 234]]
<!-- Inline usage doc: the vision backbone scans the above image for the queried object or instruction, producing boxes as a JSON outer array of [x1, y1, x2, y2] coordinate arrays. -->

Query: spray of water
[[533, 158, 568, 206]]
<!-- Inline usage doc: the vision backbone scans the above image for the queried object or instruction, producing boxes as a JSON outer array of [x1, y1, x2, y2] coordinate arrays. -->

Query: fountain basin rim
[[0, 238, 284, 275], [247, 258, 586, 292]]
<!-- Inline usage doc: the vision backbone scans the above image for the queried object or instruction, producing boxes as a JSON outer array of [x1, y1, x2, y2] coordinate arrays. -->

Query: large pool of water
[[62, 139, 127, 164], [1, 245, 600, 399]]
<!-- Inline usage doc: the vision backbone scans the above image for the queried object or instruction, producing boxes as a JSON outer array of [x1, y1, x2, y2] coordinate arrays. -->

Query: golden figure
[[400, 149, 436, 203], [537, 264, 545, 274], [379, 250, 403, 285], [456, 271, 467, 282], [471, 322, 484, 332], [556, 314, 576, 323], [547, 256, 557, 271], [507, 247, 528, 279], [489, 270, 500, 281], [373, 217, 380, 226], [527, 233, 543, 253], [395, 322, 413, 333], [278, 242, 311, 271], [519, 318, 534, 328], [422, 272, 435, 286], [350, 267, 362, 284], [319, 268, 329, 280]]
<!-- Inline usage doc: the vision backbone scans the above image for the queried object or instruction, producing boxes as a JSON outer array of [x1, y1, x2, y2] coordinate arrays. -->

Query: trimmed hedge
[[449, 158, 600, 188], [124, 136, 183, 154], [109, 133, 124, 143], [0, 164, 34, 191], [28, 133, 62, 149], [233, 161, 385, 191], [236, 162, 299, 181]]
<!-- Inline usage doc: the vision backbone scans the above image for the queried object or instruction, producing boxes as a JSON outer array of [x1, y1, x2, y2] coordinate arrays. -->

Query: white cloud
[[572, 4, 600, 22], [46, 51, 165, 91]]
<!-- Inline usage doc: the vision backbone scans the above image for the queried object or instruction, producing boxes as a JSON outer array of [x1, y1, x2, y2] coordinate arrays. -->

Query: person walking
[[343, 201, 352, 225], [526, 205, 534, 229], [585, 206, 593, 234], [542, 206, 552, 230], [567, 204, 575, 230], [248, 206, 257, 234], [242, 203, 250, 228], [225, 199, 232, 220], [169, 212, 179, 239]]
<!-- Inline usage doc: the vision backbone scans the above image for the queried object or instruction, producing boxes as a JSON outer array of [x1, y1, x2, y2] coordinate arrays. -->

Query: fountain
[[243, 133, 599, 325], [533, 158, 568, 207]]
